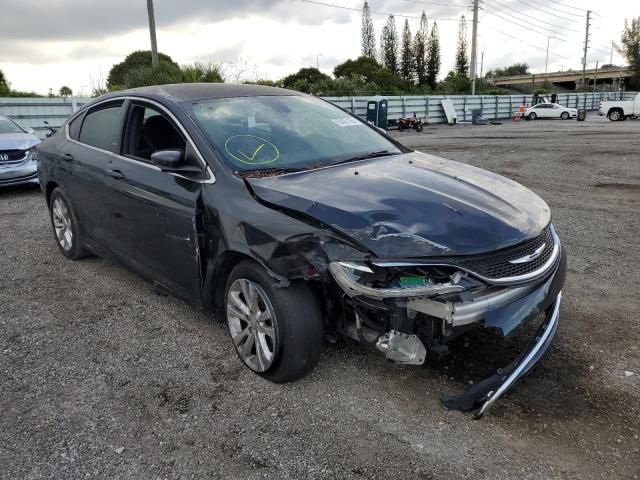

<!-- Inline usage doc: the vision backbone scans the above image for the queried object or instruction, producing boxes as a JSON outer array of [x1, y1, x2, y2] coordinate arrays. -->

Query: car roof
[[94, 83, 305, 103]]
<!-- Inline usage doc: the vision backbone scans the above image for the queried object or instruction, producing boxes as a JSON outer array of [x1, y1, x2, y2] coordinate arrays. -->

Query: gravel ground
[[1, 115, 639, 479]]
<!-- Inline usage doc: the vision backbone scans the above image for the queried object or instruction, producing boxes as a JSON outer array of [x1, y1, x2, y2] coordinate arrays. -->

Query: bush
[[124, 61, 183, 88], [108, 50, 178, 89], [180, 62, 224, 83]]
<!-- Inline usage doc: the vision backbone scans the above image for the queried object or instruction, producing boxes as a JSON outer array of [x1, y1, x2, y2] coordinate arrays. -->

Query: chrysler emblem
[[509, 244, 546, 264]]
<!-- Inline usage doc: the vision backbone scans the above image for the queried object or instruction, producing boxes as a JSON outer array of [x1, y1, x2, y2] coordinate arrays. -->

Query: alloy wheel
[[227, 278, 278, 372], [52, 197, 73, 251], [609, 110, 621, 121]]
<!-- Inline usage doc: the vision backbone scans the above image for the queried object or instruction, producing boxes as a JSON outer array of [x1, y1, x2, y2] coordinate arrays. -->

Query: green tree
[[281, 67, 331, 90], [437, 71, 470, 94], [107, 50, 178, 89], [400, 19, 414, 83], [455, 15, 469, 77], [59, 86, 72, 97], [621, 17, 640, 89], [380, 15, 399, 75], [486, 63, 529, 77], [413, 12, 428, 86], [0, 68, 8, 94], [334, 56, 382, 82], [426, 22, 441, 89], [361, 1, 376, 58]]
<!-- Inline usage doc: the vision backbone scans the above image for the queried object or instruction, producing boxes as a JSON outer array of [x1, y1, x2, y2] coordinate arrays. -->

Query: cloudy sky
[[0, 0, 634, 95]]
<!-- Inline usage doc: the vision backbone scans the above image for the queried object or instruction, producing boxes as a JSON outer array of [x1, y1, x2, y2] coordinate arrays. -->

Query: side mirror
[[25, 127, 35, 134], [151, 149, 184, 168], [150, 149, 203, 174]]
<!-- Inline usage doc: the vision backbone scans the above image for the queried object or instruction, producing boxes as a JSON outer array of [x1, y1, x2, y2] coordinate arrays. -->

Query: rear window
[[78, 105, 122, 151]]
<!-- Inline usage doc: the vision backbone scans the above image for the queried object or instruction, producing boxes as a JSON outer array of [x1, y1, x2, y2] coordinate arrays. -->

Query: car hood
[[247, 152, 551, 258], [0, 132, 39, 150]]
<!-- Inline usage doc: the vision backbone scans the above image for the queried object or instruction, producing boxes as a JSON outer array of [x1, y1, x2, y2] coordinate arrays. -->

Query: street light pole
[[146, 0, 159, 68], [316, 53, 323, 70], [545, 36, 555, 75]]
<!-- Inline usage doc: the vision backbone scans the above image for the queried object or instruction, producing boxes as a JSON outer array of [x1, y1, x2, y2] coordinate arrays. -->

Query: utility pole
[[593, 60, 598, 92], [146, 0, 159, 68], [609, 40, 613, 65], [480, 49, 485, 78], [470, 0, 480, 95], [545, 36, 555, 75], [580, 10, 591, 89], [316, 53, 323, 70]]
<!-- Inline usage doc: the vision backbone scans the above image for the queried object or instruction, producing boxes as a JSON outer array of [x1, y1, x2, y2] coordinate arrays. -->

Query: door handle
[[106, 169, 125, 180], [62, 154, 73, 163]]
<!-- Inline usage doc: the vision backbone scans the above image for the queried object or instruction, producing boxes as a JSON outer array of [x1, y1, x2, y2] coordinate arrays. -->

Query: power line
[[545, 0, 589, 13], [482, 4, 569, 40], [489, 29, 570, 60], [396, 0, 469, 8], [298, 0, 461, 21], [514, 0, 584, 19], [484, 0, 579, 34]]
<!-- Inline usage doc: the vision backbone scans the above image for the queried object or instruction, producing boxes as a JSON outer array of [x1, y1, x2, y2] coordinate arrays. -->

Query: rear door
[[61, 100, 126, 239], [97, 99, 205, 303]]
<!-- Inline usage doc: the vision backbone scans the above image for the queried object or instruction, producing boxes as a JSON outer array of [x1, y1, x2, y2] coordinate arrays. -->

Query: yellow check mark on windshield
[[237, 143, 266, 162]]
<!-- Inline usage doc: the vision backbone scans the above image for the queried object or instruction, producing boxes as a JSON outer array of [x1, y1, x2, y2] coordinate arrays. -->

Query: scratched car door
[[104, 100, 203, 304]]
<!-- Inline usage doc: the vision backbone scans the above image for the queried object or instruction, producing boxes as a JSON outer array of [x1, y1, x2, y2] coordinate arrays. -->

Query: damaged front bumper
[[328, 229, 567, 417]]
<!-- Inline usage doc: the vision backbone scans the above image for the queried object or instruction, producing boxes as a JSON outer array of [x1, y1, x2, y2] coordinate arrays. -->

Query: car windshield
[[188, 95, 402, 174], [0, 115, 24, 134]]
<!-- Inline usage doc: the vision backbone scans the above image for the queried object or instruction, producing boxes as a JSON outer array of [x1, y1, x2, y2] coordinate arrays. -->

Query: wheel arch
[[204, 250, 257, 314], [44, 181, 60, 208]]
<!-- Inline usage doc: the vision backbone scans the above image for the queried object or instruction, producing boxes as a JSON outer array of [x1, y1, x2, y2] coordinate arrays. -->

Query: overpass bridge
[[492, 67, 633, 90]]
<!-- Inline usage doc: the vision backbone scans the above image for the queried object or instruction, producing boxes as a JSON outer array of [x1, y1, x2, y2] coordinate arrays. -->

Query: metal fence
[[1, 92, 637, 137], [0, 97, 91, 139], [323, 91, 638, 124]]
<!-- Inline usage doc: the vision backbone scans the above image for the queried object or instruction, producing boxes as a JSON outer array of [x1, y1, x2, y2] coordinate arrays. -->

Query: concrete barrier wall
[[322, 91, 637, 124]]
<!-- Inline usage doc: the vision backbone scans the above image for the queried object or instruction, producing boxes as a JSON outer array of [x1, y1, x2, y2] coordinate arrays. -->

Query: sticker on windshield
[[332, 117, 362, 127], [224, 135, 280, 165]]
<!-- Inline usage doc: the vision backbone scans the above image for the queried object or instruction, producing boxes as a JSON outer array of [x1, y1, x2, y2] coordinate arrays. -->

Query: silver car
[[0, 113, 40, 187]]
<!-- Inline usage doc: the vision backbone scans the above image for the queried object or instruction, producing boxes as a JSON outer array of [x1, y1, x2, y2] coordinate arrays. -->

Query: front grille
[[455, 226, 556, 281], [0, 149, 27, 162]]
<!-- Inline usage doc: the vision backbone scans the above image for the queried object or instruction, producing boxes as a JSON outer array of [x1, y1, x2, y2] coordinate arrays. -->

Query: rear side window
[[78, 105, 122, 151], [67, 112, 85, 140]]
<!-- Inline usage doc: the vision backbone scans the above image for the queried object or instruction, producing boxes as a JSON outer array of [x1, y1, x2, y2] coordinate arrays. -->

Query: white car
[[525, 103, 577, 120]]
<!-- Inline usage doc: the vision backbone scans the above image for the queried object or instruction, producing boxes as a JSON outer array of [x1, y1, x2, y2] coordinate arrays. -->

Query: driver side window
[[123, 104, 186, 162]]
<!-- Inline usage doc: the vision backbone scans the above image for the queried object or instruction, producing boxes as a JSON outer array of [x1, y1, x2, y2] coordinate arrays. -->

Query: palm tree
[[59, 86, 73, 98]]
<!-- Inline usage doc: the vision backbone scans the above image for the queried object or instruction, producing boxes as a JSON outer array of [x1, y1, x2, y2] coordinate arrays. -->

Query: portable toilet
[[366, 97, 388, 129]]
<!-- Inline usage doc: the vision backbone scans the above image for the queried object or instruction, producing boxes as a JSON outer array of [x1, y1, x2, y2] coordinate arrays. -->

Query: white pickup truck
[[598, 93, 640, 121]]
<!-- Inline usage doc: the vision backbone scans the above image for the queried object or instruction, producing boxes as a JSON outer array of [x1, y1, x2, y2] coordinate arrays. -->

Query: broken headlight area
[[328, 261, 483, 299]]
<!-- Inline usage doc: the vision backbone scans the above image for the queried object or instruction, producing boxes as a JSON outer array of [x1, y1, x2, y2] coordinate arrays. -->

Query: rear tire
[[49, 187, 91, 260], [225, 260, 324, 383], [528, 112, 537, 120]]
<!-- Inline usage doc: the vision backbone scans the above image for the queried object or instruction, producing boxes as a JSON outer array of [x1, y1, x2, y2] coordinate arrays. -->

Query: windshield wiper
[[236, 167, 304, 178], [331, 150, 396, 166]]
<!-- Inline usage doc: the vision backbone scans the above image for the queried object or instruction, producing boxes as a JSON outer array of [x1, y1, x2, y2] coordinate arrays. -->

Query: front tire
[[528, 112, 537, 120], [608, 109, 623, 121], [560, 111, 570, 120], [225, 260, 324, 383], [49, 187, 90, 260]]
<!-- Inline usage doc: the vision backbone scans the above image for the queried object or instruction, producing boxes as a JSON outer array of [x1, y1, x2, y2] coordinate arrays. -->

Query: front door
[[99, 101, 204, 304]]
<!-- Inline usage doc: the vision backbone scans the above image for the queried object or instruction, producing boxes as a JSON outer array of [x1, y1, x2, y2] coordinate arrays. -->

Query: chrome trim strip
[[372, 225, 560, 285], [475, 291, 561, 418], [64, 95, 216, 184]]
